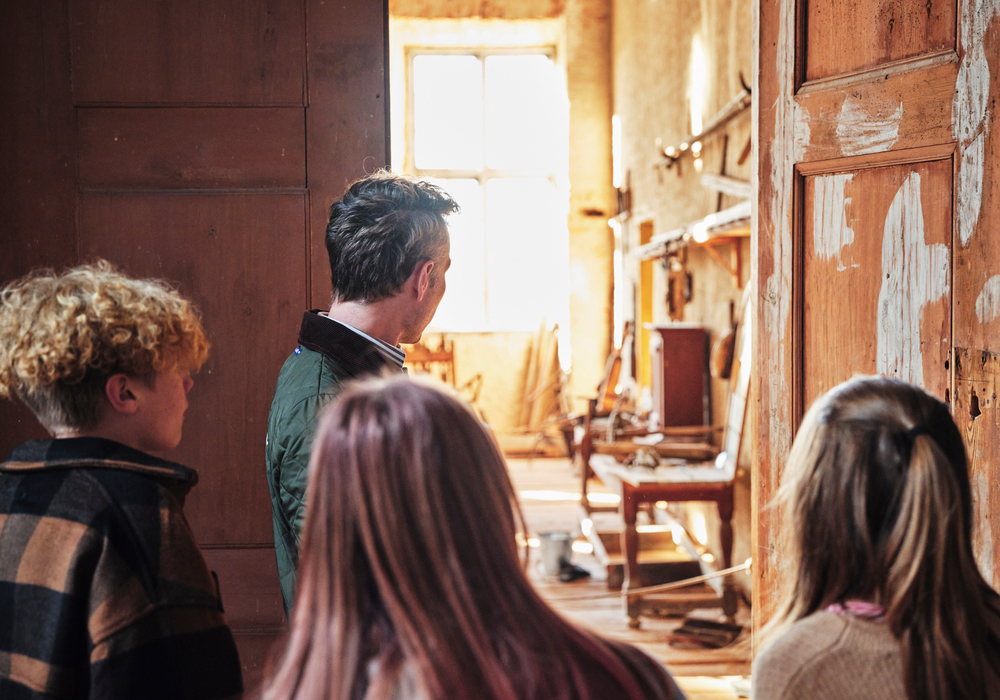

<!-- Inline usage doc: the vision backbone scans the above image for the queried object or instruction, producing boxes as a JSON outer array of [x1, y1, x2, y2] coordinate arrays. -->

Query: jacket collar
[[1, 437, 198, 491], [298, 310, 403, 377]]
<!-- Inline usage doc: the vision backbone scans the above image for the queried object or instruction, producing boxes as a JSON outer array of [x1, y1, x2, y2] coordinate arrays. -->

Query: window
[[403, 49, 569, 332]]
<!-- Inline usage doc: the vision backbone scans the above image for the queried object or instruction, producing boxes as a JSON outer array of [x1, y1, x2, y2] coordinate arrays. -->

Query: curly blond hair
[[0, 261, 210, 431]]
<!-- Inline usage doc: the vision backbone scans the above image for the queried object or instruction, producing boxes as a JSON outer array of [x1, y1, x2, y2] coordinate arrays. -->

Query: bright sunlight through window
[[407, 51, 569, 332]]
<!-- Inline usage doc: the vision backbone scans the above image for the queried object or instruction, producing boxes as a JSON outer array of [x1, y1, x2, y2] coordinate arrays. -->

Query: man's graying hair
[[325, 171, 458, 303]]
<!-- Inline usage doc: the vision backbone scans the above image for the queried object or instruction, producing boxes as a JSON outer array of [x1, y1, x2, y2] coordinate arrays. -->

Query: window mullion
[[480, 53, 490, 327]]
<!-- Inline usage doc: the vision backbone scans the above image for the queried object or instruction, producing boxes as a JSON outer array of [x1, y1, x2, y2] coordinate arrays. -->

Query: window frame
[[403, 47, 563, 330]]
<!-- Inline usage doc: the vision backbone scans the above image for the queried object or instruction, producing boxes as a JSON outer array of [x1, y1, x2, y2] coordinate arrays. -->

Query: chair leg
[[717, 494, 738, 621]]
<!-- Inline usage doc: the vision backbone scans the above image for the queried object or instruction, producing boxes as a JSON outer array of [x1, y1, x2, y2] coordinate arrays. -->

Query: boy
[[0, 262, 242, 699]]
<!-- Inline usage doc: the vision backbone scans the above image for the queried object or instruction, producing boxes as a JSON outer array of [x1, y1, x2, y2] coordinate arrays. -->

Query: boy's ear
[[104, 374, 139, 415]]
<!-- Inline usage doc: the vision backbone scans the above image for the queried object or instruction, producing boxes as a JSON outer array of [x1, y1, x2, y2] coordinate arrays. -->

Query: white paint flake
[[975, 275, 1000, 323], [836, 95, 904, 156], [975, 470, 995, 586], [812, 174, 857, 271], [953, 0, 1000, 246], [959, 123, 987, 247], [876, 172, 950, 385], [793, 101, 811, 158]]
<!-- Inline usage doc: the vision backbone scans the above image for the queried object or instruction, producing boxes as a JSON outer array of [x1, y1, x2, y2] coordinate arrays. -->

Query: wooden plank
[[520, 325, 545, 428], [801, 159, 953, 406], [70, 0, 305, 105], [202, 547, 285, 630], [753, 0, 802, 639], [306, 0, 390, 307], [0, 0, 78, 460], [78, 192, 308, 545], [79, 108, 306, 189], [951, 32, 1000, 354], [803, 0, 956, 82], [794, 56, 959, 163], [231, 631, 282, 695], [952, 348, 1000, 588]]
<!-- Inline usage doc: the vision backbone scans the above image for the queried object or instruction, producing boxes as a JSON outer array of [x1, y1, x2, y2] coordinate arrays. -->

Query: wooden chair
[[584, 288, 752, 627], [403, 336, 456, 386]]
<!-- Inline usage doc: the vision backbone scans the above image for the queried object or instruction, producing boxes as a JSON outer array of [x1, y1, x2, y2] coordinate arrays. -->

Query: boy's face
[[132, 365, 194, 454]]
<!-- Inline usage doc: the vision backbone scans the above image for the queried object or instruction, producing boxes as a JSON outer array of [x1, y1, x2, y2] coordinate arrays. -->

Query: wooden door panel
[[802, 159, 952, 407], [804, 0, 956, 82], [79, 108, 306, 189], [78, 192, 308, 545], [795, 58, 958, 163], [70, 0, 305, 105]]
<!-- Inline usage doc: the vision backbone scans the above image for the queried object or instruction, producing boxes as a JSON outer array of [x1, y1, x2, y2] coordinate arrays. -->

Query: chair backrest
[[719, 286, 752, 475]]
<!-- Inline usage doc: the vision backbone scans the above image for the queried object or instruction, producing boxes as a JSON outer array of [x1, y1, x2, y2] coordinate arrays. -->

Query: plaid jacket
[[0, 437, 243, 699]]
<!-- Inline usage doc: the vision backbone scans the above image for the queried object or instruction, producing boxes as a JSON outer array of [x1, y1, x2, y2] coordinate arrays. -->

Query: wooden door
[[0, 0, 389, 688], [754, 0, 1000, 634]]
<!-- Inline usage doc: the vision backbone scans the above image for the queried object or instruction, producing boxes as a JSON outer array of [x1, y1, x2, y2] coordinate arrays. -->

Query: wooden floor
[[510, 456, 751, 699]]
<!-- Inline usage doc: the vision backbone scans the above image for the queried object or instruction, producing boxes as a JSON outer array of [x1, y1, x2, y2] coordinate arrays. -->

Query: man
[[266, 171, 457, 613], [0, 262, 243, 699]]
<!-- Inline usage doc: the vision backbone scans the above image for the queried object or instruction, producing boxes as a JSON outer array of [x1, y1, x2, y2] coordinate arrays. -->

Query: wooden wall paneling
[[801, 158, 953, 407], [953, 349, 1000, 588], [804, 0, 956, 82], [77, 192, 308, 545], [306, 0, 390, 307], [0, 0, 78, 459], [79, 108, 306, 190], [70, 0, 306, 105]]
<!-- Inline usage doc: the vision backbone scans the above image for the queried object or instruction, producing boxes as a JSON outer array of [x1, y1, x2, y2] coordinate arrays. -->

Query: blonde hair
[[766, 375, 1000, 700], [0, 261, 209, 431]]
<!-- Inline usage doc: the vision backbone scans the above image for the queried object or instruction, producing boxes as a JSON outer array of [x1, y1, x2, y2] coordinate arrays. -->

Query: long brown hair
[[263, 376, 676, 700], [768, 375, 1000, 700]]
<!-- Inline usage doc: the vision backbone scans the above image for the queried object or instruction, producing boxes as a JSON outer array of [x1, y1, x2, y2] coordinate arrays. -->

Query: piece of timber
[[592, 441, 717, 461]]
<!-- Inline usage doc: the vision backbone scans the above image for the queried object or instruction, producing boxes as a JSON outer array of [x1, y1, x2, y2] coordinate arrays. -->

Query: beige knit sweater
[[751, 608, 1000, 699]]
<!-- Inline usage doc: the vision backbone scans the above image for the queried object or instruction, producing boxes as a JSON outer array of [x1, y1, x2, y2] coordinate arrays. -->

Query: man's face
[[401, 235, 451, 344]]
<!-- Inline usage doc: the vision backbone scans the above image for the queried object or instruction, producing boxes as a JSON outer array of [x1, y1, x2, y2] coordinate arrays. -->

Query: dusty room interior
[[3, 0, 1000, 697]]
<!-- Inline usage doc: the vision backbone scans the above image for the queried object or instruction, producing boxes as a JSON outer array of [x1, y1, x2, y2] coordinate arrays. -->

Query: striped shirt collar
[[318, 313, 406, 369]]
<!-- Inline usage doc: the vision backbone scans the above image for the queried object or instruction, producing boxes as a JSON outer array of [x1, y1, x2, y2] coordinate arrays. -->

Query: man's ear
[[412, 259, 435, 301], [104, 374, 140, 415]]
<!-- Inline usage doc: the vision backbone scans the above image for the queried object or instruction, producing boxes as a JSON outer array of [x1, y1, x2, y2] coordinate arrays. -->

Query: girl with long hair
[[263, 376, 684, 700], [752, 375, 1000, 700]]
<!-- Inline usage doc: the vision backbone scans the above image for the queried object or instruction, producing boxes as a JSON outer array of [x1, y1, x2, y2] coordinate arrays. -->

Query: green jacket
[[265, 311, 402, 614]]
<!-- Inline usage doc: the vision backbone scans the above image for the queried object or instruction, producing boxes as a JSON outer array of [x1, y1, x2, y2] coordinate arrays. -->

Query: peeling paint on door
[[876, 172, 950, 385], [793, 101, 811, 157], [836, 95, 903, 156], [760, 0, 798, 587], [953, 0, 999, 246], [975, 274, 1000, 323], [812, 173, 857, 271]]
